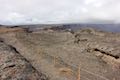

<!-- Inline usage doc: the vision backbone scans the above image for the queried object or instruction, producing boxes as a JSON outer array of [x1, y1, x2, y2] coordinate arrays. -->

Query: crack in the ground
[[93, 48, 119, 59], [86, 47, 120, 70], [86, 48, 120, 59], [8, 45, 20, 54], [3, 64, 16, 70]]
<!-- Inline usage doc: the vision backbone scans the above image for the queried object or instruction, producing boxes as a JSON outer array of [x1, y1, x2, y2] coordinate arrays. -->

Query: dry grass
[[77, 65, 81, 80], [53, 56, 74, 78], [59, 67, 73, 77]]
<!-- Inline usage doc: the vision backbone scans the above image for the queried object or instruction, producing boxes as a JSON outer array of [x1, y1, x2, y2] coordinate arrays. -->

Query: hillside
[[0, 26, 120, 80]]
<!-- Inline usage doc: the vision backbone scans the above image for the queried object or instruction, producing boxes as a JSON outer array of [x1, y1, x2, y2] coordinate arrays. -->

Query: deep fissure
[[94, 48, 119, 59]]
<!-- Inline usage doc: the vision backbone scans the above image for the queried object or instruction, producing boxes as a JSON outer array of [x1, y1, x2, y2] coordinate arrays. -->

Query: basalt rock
[[0, 42, 47, 80]]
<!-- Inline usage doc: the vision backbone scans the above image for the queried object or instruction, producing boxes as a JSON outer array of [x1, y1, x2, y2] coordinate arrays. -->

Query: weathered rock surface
[[0, 26, 120, 80], [0, 41, 47, 80]]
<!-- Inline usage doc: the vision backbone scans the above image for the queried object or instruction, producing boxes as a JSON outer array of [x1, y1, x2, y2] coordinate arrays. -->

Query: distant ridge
[[0, 23, 120, 32]]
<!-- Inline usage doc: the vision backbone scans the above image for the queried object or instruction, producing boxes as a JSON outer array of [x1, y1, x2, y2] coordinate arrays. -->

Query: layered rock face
[[0, 26, 120, 80]]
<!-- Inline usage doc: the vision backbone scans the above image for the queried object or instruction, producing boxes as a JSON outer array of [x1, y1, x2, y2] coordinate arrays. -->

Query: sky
[[0, 0, 120, 25]]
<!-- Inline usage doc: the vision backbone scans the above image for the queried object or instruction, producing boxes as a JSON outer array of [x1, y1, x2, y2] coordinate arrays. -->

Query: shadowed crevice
[[94, 48, 119, 59]]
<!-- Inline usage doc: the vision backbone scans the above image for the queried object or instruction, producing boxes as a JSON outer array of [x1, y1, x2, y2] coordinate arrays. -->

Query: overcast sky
[[0, 0, 120, 25]]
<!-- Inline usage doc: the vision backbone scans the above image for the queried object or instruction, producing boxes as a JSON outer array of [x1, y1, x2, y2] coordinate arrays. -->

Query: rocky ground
[[0, 26, 120, 80]]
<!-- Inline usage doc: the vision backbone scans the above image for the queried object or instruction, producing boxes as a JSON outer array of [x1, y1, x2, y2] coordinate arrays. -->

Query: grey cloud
[[0, 0, 119, 25]]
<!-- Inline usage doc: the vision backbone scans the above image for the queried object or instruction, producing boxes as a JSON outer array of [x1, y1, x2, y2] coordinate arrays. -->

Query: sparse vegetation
[[77, 65, 81, 80]]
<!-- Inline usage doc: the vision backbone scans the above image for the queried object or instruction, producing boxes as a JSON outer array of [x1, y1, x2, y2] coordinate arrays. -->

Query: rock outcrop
[[0, 41, 47, 80]]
